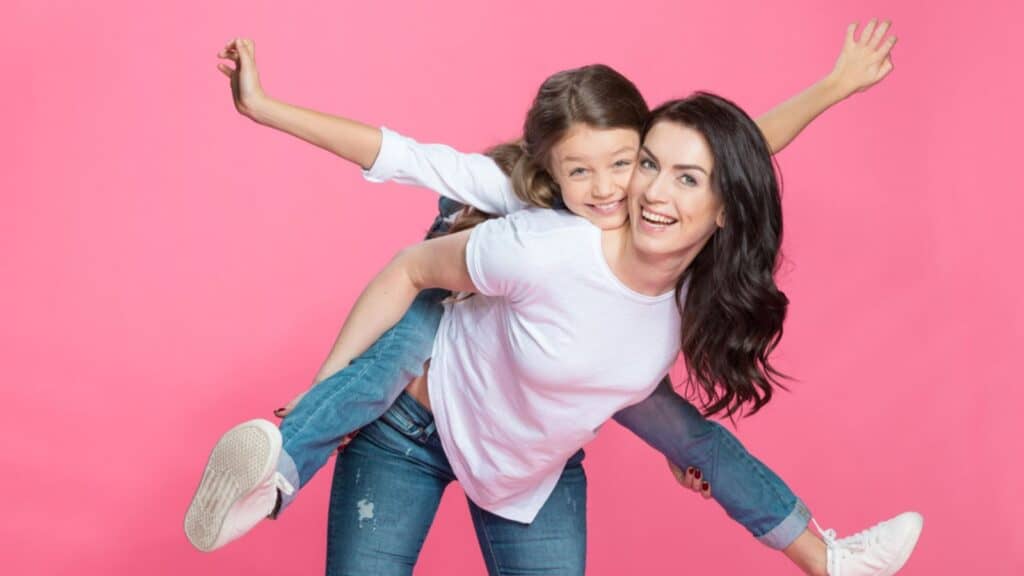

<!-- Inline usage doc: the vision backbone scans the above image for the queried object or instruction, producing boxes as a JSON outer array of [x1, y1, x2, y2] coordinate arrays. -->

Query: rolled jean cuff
[[756, 499, 811, 550], [274, 447, 301, 516]]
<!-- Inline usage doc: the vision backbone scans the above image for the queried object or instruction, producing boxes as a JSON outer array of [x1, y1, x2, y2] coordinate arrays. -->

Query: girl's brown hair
[[447, 64, 649, 234]]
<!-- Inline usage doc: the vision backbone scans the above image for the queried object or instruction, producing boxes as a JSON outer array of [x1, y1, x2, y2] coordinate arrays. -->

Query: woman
[[188, 22, 918, 576], [316, 92, 919, 576]]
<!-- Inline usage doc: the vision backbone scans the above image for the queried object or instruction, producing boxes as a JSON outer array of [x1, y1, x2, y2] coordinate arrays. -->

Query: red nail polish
[[702, 482, 709, 491], [694, 469, 702, 480]]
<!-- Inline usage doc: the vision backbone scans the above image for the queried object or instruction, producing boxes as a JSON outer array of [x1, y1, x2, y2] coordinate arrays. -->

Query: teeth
[[592, 200, 622, 213], [642, 208, 676, 225]]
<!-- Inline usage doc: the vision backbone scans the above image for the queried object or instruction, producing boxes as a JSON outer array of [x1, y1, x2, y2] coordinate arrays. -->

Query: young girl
[[189, 21, 918, 576]]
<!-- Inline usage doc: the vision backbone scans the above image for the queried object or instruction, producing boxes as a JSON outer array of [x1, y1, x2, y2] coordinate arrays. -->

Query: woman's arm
[[217, 38, 521, 215], [315, 230, 477, 376], [755, 19, 897, 154]]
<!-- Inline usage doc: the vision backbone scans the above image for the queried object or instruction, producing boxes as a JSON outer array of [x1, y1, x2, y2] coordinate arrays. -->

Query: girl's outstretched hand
[[828, 19, 897, 98], [217, 37, 266, 119]]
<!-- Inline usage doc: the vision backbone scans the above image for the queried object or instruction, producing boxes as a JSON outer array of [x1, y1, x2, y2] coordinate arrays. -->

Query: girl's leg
[[612, 377, 809, 548], [279, 195, 465, 501], [467, 450, 588, 576], [278, 287, 447, 501], [325, 392, 455, 576], [185, 201, 459, 552], [613, 378, 923, 576]]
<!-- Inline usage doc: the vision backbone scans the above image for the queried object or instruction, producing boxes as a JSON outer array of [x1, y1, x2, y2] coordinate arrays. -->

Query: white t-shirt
[[365, 128, 682, 523]]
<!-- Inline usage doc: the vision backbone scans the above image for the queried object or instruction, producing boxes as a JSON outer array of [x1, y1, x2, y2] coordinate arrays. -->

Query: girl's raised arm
[[217, 38, 522, 215], [217, 38, 382, 169]]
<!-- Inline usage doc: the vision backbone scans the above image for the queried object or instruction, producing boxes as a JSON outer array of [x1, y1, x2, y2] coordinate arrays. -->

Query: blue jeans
[[280, 197, 810, 548], [325, 392, 588, 576], [612, 380, 811, 548]]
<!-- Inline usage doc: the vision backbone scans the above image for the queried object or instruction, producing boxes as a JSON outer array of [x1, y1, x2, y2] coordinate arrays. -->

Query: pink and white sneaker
[[184, 419, 295, 552], [818, 512, 924, 575]]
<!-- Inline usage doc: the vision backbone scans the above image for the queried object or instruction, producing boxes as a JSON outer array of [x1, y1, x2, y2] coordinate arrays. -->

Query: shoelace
[[271, 471, 296, 496], [814, 517, 879, 576], [814, 518, 871, 552]]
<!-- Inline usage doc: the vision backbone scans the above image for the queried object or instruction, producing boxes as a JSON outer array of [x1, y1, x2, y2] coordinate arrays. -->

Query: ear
[[715, 207, 726, 228]]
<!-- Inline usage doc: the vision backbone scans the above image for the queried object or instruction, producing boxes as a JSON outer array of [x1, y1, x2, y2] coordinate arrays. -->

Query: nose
[[640, 173, 670, 205], [592, 170, 616, 201]]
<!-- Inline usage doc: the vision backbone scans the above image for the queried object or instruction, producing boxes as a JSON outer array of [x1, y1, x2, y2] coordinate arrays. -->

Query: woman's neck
[[601, 224, 692, 297]]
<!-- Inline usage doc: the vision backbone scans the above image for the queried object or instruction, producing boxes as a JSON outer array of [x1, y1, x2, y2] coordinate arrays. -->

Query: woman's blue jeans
[[324, 391, 588, 575], [277, 197, 810, 556]]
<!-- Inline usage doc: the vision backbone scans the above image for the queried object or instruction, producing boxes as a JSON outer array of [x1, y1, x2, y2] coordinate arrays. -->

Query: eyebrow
[[641, 145, 709, 175], [562, 146, 637, 163]]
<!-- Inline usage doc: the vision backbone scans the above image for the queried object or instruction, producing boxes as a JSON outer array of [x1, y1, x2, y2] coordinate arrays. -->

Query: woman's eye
[[613, 159, 633, 168], [639, 158, 656, 170], [680, 174, 698, 186], [569, 167, 587, 177]]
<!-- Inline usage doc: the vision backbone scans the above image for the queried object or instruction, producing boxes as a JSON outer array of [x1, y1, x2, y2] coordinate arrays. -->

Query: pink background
[[3, 0, 1021, 574]]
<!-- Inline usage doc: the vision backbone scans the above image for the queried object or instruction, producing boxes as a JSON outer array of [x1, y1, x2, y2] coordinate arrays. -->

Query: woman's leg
[[325, 392, 456, 576], [467, 450, 588, 576]]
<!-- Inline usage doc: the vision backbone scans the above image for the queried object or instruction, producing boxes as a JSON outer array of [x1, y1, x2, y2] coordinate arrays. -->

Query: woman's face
[[548, 124, 640, 230], [627, 120, 725, 263]]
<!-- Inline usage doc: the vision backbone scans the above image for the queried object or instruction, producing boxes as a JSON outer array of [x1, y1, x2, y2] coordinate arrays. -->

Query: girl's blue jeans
[[277, 197, 810, 553]]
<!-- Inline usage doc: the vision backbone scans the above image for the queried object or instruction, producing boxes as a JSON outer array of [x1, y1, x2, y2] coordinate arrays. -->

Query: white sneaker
[[184, 419, 295, 552], [817, 512, 924, 576]]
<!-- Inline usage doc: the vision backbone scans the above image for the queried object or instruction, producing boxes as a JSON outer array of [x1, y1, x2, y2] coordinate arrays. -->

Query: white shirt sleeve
[[363, 127, 529, 216], [465, 210, 581, 302]]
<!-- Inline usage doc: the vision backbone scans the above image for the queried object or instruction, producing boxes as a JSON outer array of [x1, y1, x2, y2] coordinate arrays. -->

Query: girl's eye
[[680, 174, 698, 186], [639, 158, 656, 170], [613, 159, 633, 168], [569, 167, 588, 177]]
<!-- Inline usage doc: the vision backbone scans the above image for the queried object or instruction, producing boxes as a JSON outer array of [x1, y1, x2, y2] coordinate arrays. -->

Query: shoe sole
[[884, 512, 924, 576], [184, 419, 281, 552]]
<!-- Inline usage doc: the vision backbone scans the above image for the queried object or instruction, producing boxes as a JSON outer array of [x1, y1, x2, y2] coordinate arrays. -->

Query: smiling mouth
[[588, 199, 624, 215], [641, 207, 678, 226]]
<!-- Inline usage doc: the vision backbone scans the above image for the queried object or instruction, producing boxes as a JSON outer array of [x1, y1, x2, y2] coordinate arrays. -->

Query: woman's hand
[[273, 388, 308, 419], [668, 460, 712, 499], [828, 19, 897, 98], [273, 388, 358, 449], [217, 37, 267, 120]]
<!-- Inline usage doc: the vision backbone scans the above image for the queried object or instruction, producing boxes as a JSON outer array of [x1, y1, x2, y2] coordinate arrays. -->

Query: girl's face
[[548, 124, 640, 230], [628, 120, 725, 263]]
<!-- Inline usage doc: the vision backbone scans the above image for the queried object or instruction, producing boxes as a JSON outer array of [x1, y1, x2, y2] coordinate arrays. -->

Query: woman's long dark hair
[[647, 93, 788, 418], [447, 64, 649, 234]]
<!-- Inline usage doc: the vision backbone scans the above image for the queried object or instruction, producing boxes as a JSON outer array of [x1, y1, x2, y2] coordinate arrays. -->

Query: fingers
[[845, 22, 857, 46], [217, 63, 234, 78], [669, 461, 686, 484], [236, 38, 255, 65], [217, 38, 253, 62], [859, 18, 878, 45], [876, 35, 898, 60], [682, 466, 703, 492], [878, 56, 895, 80], [869, 19, 891, 49], [273, 406, 288, 418]]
